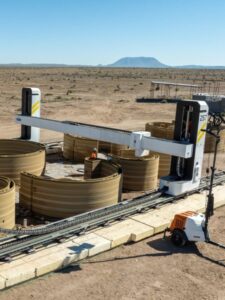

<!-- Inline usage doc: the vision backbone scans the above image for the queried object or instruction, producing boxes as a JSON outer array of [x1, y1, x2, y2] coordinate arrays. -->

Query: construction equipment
[[17, 88, 208, 196], [165, 112, 225, 256]]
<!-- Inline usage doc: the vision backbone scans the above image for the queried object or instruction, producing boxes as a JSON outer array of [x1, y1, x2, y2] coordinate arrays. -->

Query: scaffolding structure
[[150, 80, 221, 99], [150, 81, 201, 98]]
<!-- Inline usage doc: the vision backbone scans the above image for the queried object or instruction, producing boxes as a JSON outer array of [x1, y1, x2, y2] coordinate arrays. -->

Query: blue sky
[[0, 0, 225, 65]]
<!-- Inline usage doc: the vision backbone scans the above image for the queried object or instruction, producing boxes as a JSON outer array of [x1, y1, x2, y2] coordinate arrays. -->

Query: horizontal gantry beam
[[16, 115, 193, 158]]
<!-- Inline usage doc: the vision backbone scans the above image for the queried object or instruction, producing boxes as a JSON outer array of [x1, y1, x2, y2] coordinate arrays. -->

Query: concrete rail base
[[0, 185, 225, 290]]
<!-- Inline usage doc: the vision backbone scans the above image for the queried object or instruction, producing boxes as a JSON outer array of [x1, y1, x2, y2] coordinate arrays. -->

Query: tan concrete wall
[[63, 134, 99, 162], [204, 126, 225, 153], [110, 150, 159, 191], [20, 160, 122, 218], [0, 177, 15, 229], [146, 121, 225, 156], [145, 122, 173, 177], [0, 140, 46, 185], [63, 134, 128, 161]]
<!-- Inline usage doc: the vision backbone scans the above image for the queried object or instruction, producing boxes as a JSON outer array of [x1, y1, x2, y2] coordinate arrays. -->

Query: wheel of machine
[[171, 229, 187, 247]]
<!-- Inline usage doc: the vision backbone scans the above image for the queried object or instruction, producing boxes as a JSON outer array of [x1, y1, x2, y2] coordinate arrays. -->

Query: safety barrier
[[0, 177, 15, 229], [19, 159, 122, 218], [0, 139, 46, 184]]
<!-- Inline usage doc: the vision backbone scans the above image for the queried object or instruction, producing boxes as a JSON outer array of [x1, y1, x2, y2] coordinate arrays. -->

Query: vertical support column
[[150, 82, 154, 98], [21, 87, 41, 142]]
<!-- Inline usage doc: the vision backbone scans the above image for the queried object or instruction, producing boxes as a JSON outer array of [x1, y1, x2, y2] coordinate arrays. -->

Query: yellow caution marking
[[32, 101, 40, 115], [197, 121, 207, 143]]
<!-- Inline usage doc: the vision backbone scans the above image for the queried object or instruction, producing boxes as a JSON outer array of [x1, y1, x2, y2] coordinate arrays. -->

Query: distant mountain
[[1, 58, 225, 69], [107, 57, 168, 68], [176, 65, 225, 69], [107, 57, 225, 69]]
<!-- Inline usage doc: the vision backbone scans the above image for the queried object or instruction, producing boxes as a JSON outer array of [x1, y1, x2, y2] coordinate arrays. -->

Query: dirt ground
[[1, 67, 225, 141], [0, 206, 224, 300], [0, 67, 225, 299]]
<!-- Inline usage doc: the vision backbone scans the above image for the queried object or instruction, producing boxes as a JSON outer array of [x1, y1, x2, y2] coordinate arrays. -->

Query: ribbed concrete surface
[[99, 141, 128, 154], [0, 185, 224, 290], [0, 139, 46, 184], [0, 177, 15, 229], [146, 121, 225, 155], [63, 134, 128, 162], [145, 121, 174, 140], [20, 160, 122, 218], [145, 122, 173, 177], [204, 126, 225, 153], [63, 134, 99, 162], [110, 150, 159, 191]]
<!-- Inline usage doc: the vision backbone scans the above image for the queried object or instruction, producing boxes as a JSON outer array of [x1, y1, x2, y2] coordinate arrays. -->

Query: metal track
[[0, 171, 225, 260]]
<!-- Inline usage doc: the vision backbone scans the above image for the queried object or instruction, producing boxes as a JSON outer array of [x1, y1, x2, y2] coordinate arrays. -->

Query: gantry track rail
[[0, 171, 225, 260]]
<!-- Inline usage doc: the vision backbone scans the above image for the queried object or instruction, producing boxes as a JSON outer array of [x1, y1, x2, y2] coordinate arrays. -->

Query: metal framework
[[0, 171, 224, 260], [16, 115, 193, 158], [150, 80, 201, 98]]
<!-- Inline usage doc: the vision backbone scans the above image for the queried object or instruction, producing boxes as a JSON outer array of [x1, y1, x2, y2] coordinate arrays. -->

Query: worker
[[90, 147, 98, 159]]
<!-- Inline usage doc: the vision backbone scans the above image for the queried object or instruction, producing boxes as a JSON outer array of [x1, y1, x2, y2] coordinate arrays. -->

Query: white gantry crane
[[16, 88, 208, 196]]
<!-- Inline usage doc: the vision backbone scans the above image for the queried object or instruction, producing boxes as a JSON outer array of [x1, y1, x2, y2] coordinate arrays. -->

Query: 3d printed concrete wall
[[146, 121, 225, 157], [204, 126, 225, 153], [0, 177, 15, 229], [145, 122, 174, 177], [0, 140, 46, 184], [19, 159, 122, 218], [110, 150, 159, 191], [63, 134, 128, 161]]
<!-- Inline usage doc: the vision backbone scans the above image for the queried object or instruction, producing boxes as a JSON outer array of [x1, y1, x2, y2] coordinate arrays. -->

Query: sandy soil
[[1, 206, 225, 300], [1, 67, 225, 141], [0, 67, 225, 299]]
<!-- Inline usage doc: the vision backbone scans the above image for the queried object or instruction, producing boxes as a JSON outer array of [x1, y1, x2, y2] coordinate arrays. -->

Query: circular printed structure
[[145, 122, 174, 177], [110, 150, 159, 191], [0, 177, 15, 229], [204, 126, 225, 153], [63, 134, 99, 162], [0, 139, 46, 184], [19, 159, 122, 218], [146, 121, 225, 157], [63, 134, 128, 162], [145, 121, 174, 140]]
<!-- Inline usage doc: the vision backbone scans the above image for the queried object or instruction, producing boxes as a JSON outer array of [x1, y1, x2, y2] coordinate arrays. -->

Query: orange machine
[[165, 211, 206, 246]]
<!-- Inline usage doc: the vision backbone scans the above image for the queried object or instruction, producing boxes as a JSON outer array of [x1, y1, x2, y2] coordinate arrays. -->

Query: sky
[[0, 0, 225, 66]]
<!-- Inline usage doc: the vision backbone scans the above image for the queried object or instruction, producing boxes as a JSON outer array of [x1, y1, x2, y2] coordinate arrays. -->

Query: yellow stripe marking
[[197, 121, 207, 143], [32, 105, 40, 115], [32, 101, 40, 115], [32, 101, 39, 110]]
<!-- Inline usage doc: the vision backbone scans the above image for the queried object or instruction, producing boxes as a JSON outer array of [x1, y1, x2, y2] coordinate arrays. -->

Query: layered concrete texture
[[63, 134, 128, 162], [146, 121, 225, 155], [99, 141, 128, 154], [204, 125, 225, 153], [0, 139, 46, 184], [110, 150, 159, 191], [63, 134, 99, 162], [20, 159, 122, 218], [145, 122, 174, 177], [0, 177, 15, 229], [0, 184, 224, 289]]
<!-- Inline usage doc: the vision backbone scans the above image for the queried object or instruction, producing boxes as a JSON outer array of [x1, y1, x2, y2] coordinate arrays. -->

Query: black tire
[[171, 229, 187, 247]]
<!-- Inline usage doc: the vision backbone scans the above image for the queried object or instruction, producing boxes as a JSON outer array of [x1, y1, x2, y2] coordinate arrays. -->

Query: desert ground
[[1, 207, 225, 300], [0, 67, 225, 299], [1, 67, 225, 141]]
